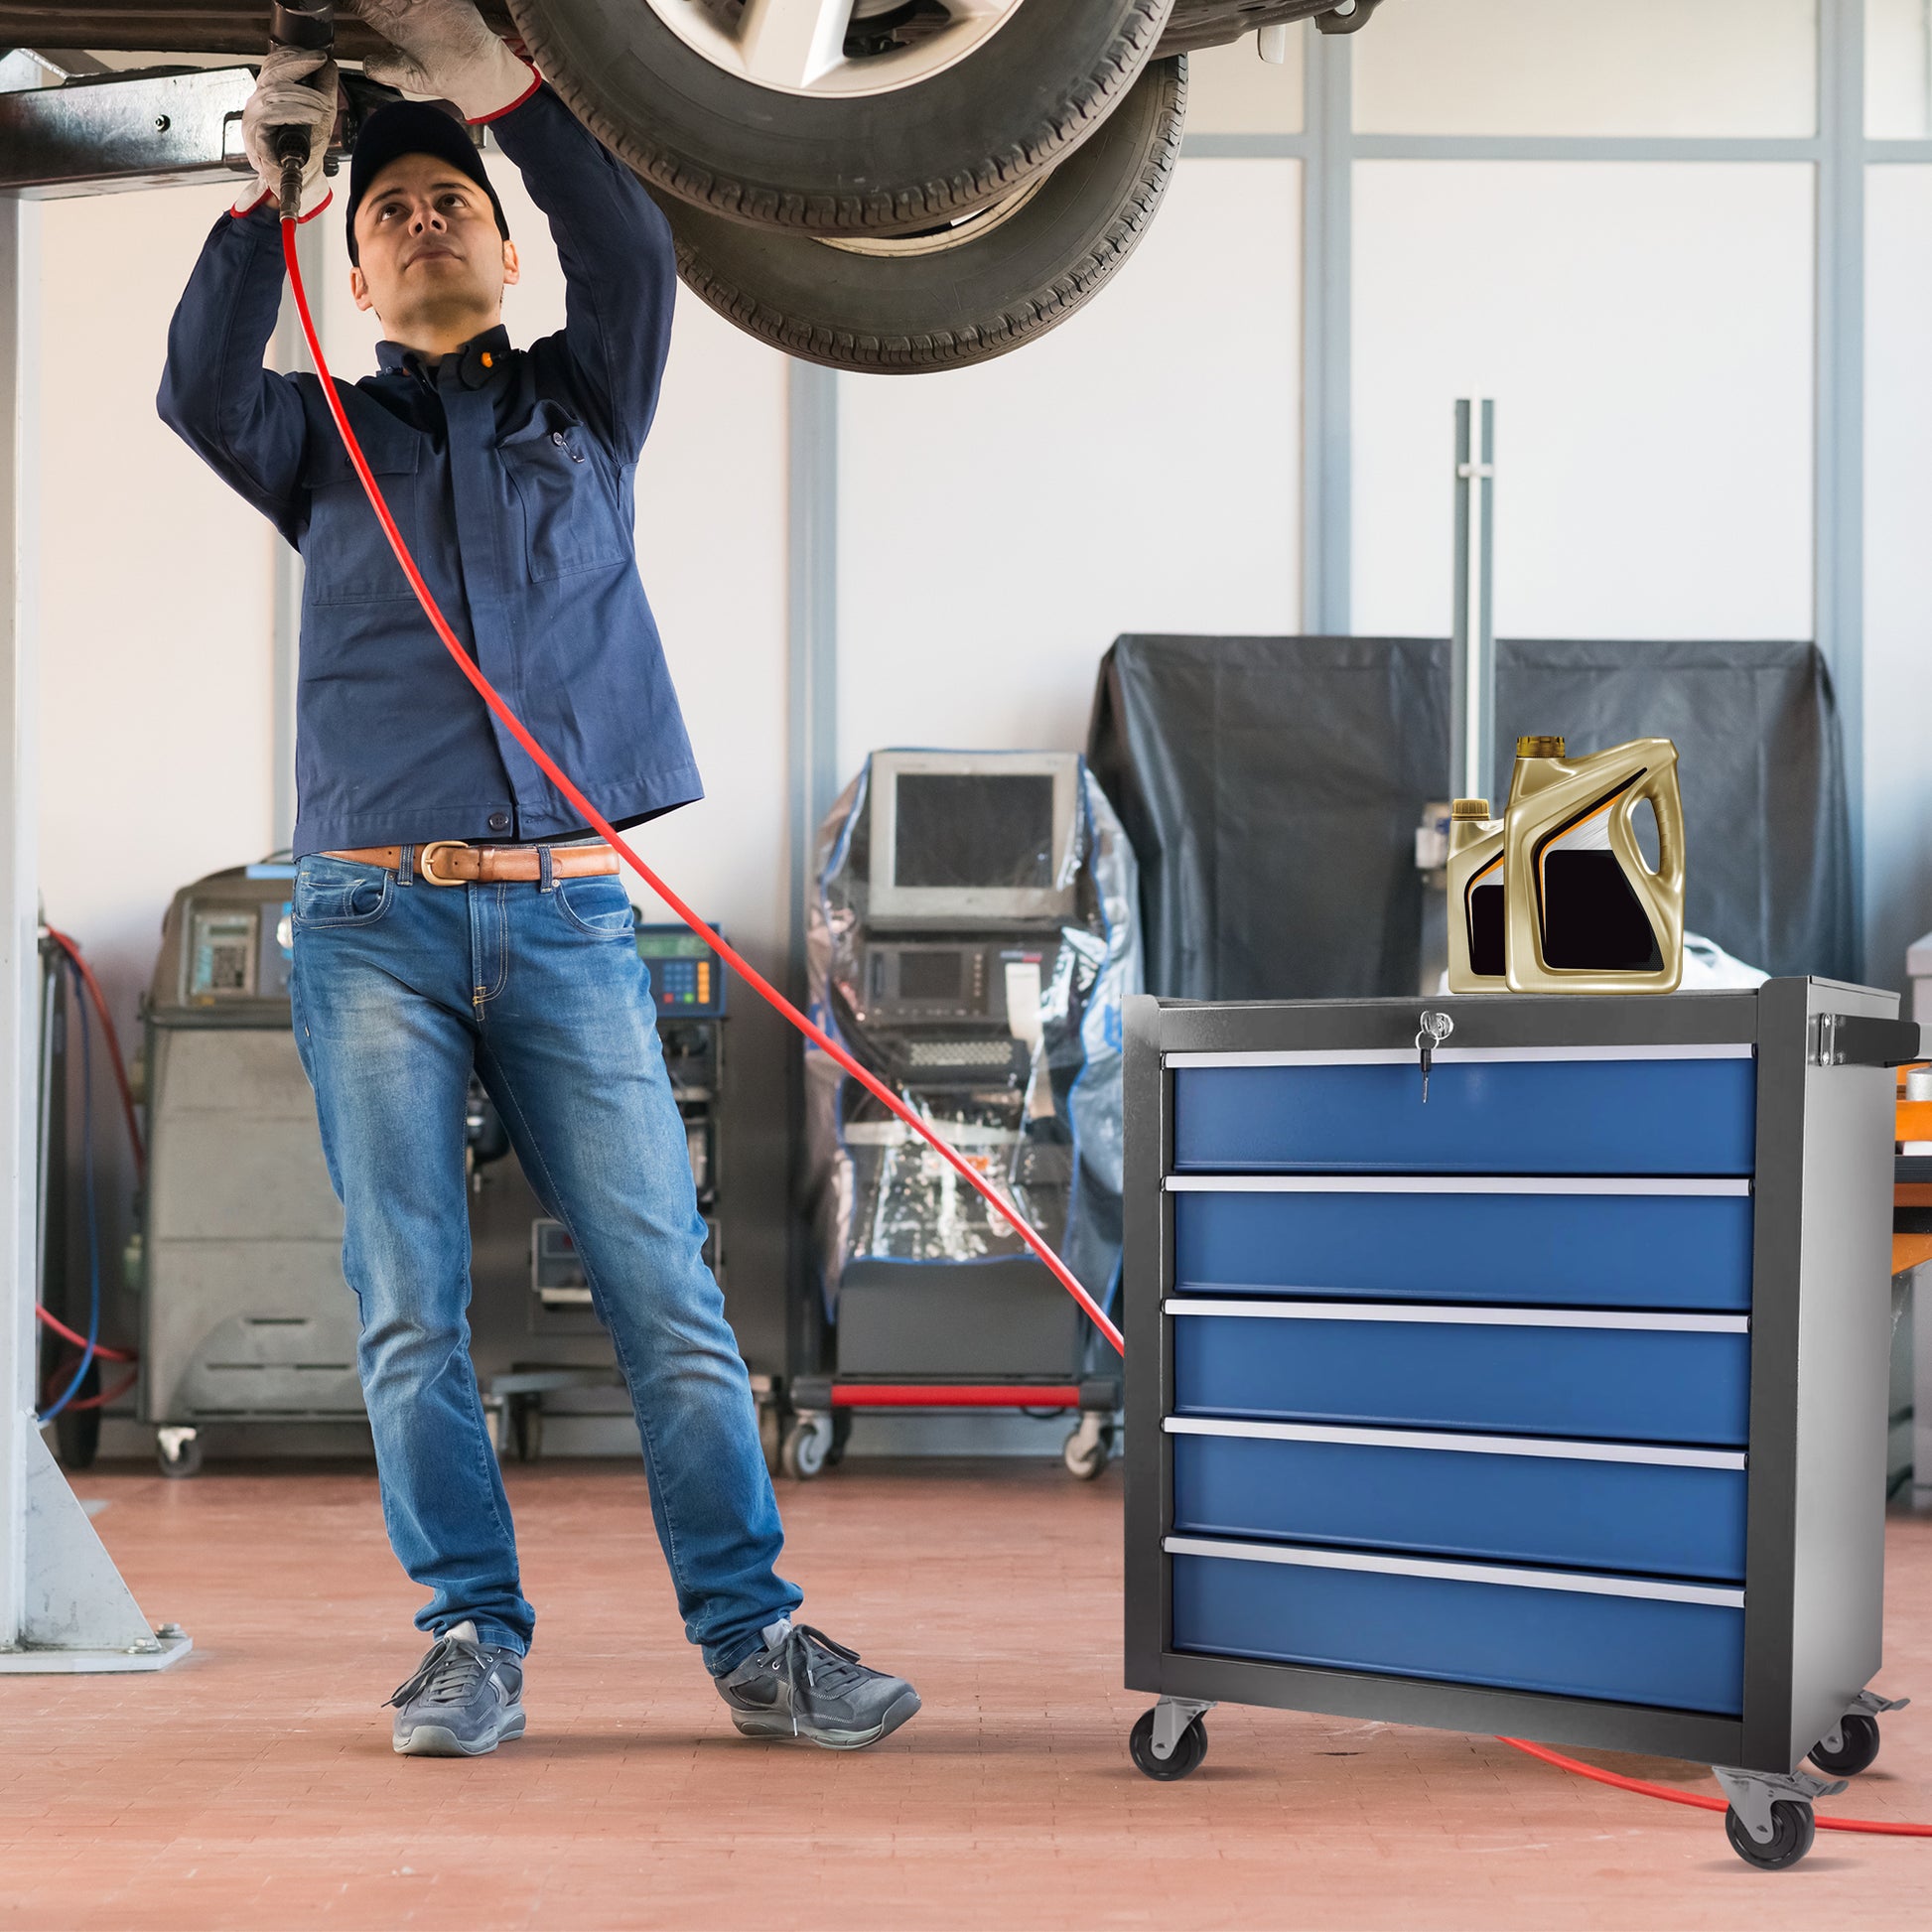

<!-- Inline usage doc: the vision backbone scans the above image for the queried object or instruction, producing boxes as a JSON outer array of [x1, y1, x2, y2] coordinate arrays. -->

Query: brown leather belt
[[324, 841, 621, 887]]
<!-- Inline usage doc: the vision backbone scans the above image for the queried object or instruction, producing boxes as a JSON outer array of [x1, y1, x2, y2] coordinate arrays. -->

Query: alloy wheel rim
[[643, 0, 1026, 98]]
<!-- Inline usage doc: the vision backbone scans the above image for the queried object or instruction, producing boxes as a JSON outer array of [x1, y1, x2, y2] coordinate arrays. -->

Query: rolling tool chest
[[1123, 980, 1912, 1867]]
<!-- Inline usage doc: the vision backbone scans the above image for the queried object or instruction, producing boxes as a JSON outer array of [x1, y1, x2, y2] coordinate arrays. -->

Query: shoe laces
[[774, 1623, 867, 1728], [385, 1631, 489, 1710]]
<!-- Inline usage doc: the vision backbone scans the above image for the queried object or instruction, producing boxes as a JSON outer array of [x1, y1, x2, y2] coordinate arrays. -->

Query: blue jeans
[[289, 852, 800, 1673]]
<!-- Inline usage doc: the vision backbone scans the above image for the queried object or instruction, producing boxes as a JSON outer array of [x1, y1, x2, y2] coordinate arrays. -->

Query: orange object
[[1893, 1232, 1932, 1275]]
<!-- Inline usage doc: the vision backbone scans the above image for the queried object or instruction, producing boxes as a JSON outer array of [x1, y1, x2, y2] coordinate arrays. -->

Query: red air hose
[[1500, 1737, 1932, 1839], [276, 219, 1124, 1358]]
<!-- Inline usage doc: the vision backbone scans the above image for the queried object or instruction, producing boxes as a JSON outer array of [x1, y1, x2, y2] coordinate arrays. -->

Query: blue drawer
[[1171, 1049, 1755, 1174], [1169, 1541, 1744, 1716], [1169, 1424, 1746, 1582], [1170, 1302, 1750, 1446], [1172, 1178, 1752, 1311]]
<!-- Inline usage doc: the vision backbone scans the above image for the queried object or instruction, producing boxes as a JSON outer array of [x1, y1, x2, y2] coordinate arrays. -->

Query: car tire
[[662, 55, 1185, 371], [506, 0, 1175, 232]]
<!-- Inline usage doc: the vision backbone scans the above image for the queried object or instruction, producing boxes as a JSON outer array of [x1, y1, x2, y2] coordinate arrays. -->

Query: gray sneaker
[[386, 1621, 526, 1757], [717, 1619, 919, 1750]]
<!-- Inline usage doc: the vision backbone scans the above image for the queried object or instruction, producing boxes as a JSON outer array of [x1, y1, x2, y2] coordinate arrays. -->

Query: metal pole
[[1302, 25, 1352, 634], [1818, 0, 1865, 977], [0, 192, 185, 1673], [784, 361, 838, 1389], [1449, 397, 1496, 801], [0, 192, 37, 1654]]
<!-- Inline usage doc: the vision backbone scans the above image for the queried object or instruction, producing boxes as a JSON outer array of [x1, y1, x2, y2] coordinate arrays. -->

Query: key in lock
[[1416, 1010, 1454, 1103]]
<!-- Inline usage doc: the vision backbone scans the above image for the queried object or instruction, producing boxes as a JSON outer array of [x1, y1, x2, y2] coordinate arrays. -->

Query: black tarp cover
[[1087, 634, 1852, 1000]]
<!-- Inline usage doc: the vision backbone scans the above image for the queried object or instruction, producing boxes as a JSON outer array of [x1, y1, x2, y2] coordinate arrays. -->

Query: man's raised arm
[[485, 84, 677, 459], [156, 203, 316, 545], [156, 45, 339, 542]]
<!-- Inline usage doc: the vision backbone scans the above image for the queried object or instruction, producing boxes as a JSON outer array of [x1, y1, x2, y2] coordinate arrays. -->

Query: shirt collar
[[376, 324, 513, 389]]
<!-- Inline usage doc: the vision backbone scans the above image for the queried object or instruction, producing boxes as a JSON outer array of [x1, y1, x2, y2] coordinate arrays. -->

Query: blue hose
[[38, 957, 99, 1425]]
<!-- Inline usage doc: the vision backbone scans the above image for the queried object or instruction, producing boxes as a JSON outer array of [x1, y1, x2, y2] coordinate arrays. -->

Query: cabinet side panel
[[1788, 982, 1895, 1765], [1741, 979, 1805, 1765], [1124, 996, 1168, 1694]]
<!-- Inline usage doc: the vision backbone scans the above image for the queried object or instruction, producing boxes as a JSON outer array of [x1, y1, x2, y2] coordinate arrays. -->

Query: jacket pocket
[[303, 427, 424, 607], [499, 404, 630, 582]]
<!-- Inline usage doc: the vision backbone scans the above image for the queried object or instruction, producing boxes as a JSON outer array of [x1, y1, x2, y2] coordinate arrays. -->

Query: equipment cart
[[1123, 981, 1911, 1869]]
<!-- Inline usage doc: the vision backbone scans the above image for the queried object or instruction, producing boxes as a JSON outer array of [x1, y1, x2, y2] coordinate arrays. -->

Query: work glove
[[350, 0, 538, 122], [234, 45, 339, 216]]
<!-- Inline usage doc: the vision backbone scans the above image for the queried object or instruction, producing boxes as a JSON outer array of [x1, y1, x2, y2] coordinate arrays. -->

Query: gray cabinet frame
[[1123, 979, 1896, 1775]]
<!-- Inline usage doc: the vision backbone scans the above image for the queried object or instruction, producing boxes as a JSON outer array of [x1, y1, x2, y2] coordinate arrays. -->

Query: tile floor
[[2, 1459, 1928, 1930]]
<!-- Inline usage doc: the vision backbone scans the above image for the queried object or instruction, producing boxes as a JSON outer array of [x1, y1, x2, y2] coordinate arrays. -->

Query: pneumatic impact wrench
[[266, 0, 340, 220]]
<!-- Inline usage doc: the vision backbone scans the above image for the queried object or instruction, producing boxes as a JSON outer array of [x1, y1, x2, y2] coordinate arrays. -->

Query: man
[[157, 0, 918, 1759]]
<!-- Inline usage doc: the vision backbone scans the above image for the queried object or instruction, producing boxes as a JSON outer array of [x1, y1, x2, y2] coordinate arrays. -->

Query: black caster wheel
[[1810, 1713, 1880, 1778], [1725, 1800, 1816, 1870], [826, 1411, 854, 1467], [1129, 1708, 1208, 1781], [510, 1398, 544, 1465], [156, 1432, 202, 1479]]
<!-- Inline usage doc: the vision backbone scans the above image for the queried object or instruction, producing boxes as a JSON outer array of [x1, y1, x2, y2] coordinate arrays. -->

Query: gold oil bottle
[[1446, 798, 1507, 993], [1501, 735, 1686, 994]]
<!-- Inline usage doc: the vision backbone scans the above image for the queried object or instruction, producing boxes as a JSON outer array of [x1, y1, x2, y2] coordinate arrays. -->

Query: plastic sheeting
[[1089, 633, 1853, 999], [803, 756, 1141, 1315]]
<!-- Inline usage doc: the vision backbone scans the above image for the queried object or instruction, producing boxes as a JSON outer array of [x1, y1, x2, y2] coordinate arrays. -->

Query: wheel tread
[[508, 0, 1175, 233], [667, 59, 1187, 372]]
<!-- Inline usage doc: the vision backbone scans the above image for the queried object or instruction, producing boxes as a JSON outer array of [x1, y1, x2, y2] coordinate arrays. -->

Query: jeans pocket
[[292, 860, 395, 930], [554, 875, 636, 938]]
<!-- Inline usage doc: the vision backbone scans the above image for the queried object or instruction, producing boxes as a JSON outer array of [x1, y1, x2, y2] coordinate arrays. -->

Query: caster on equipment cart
[[1130, 1699, 1213, 1780], [1809, 1689, 1910, 1778], [1715, 1764, 1846, 1869], [155, 1427, 201, 1479], [1062, 1411, 1115, 1480], [781, 1412, 834, 1479]]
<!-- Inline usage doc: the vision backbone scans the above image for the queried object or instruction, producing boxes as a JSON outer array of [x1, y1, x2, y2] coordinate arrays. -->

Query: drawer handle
[[1165, 1298, 1748, 1334], [1166, 1044, 1754, 1068], [1165, 1535, 1744, 1608], [1165, 1174, 1751, 1196], [1162, 1417, 1746, 1469]]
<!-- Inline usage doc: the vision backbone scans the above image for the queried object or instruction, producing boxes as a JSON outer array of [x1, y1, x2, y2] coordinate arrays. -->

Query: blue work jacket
[[157, 85, 700, 857]]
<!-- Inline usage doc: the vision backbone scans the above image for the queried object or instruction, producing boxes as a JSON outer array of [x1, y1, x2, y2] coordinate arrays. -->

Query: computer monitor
[[866, 751, 1080, 927]]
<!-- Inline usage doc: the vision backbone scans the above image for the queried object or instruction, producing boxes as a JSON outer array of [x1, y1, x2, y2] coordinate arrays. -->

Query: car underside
[[0, 1, 1385, 369]]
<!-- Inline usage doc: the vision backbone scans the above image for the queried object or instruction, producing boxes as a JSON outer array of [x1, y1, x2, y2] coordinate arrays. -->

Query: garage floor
[[3, 1460, 1929, 1930]]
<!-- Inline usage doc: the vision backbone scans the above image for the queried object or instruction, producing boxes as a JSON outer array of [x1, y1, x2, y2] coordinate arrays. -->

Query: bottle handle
[[1627, 759, 1685, 896]]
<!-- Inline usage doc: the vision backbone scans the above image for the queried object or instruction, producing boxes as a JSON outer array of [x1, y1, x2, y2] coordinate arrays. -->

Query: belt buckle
[[418, 840, 471, 888]]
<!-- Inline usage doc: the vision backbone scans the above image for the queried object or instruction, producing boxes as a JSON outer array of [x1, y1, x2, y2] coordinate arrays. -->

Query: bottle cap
[[1516, 735, 1566, 758], [1450, 798, 1491, 819]]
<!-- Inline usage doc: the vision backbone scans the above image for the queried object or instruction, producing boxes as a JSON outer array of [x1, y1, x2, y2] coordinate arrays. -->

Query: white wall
[[836, 155, 1303, 774], [1863, 166, 1932, 996], [1869, 0, 1932, 138], [1351, 160, 1816, 644], [1183, 34, 1303, 134], [40, 181, 278, 980], [1354, 0, 1818, 137]]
